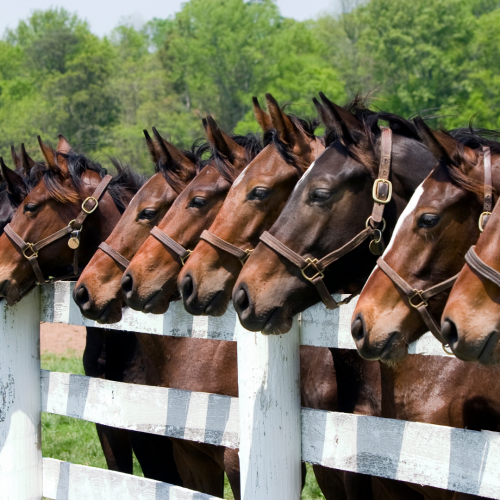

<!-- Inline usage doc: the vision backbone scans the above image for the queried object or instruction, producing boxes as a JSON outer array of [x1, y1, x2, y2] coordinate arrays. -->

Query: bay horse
[[442, 163, 500, 364], [178, 93, 420, 500], [350, 120, 500, 499], [72, 128, 206, 323], [0, 136, 184, 485], [232, 97, 480, 499], [77, 116, 262, 498]]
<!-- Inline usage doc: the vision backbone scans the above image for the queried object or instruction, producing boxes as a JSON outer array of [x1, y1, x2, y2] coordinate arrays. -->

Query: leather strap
[[465, 246, 500, 288], [150, 226, 192, 266], [200, 230, 253, 265], [257, 128, 393, 310], [376, 257, 457, 340], [98, 241, 130, 270], [4, 175, 113, 284]]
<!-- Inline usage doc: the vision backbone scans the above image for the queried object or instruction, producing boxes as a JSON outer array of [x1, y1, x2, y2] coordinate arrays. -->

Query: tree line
[[1, 0, 499, 172]]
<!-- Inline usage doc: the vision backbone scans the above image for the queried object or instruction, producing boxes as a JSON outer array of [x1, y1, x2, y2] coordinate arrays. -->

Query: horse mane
[[31, 152, 146, 213], [439, 127, 500, 196], [155, 138, 210, 194], [212, 133, 263, 183]]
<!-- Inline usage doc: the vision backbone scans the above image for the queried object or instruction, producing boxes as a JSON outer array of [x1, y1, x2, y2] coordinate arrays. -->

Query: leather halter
[[258, 127, 394, 310], [98, 241, 130, 270], [376, 146, 493, 342], [200, 230, 253, 265], [150, 226, 192, 266], [464, 246, 500, 288], [4, 175, 113, 285]]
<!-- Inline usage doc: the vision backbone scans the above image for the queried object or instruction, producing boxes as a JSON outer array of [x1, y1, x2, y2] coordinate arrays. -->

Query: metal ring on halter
[[442, 344, 454, 356], [67, 219, 76, 228], [372, 229, 383, 244], [365, 216, 386, 233], [82, 196, 99, 214], [22, 243, 38, 259], [409, 289, 428, 309], [239, 249, 253, 266], [301, 258, 324, 282], [180, 249, 192, 266], [479, 211, 491, 232]]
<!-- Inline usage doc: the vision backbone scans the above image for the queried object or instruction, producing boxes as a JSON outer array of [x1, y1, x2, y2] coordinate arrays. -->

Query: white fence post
[[237, 318, 302, 500], [0, 288, 42, 500]]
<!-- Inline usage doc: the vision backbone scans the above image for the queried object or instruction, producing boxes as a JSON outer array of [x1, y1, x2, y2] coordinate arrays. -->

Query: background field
[[40, 346, 324, 500]]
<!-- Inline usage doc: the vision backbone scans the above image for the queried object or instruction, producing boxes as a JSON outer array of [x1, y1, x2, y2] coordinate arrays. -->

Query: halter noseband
[[257, 127, 394, 310], [4, 175, 113, 285], [150, 226, 192, 266], [376, 146, 493, 345]]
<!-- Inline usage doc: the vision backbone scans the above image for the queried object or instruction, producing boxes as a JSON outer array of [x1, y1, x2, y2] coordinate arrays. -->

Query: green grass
[[41, 351, 324, 499]]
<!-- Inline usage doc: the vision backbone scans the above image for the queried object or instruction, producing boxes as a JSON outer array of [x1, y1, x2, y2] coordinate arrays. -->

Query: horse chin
[[476, 331, 500, 365], [96, 302, 124, 325], [357, 331, 408, 363], [141, 289, 172, 315], [0, 279, 25, 306], [261, 307, 294, 336]]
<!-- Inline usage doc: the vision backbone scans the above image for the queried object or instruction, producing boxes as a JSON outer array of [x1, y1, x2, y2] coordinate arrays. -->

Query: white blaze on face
[[292, 161, 315, 193], [381, 182, 425, 258], [231, 164, 250, 189]]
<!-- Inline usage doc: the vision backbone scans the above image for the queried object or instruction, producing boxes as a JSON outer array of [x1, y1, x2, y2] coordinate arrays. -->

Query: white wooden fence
[[1, 283, 500, 500]]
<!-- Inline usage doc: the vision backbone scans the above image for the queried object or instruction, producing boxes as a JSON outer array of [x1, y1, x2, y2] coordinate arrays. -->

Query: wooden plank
[[0, 289, 42, 500], [41, 370, 239, 449], [39, 283, 450, 356], [42, 457, 221, 499], [237, 321, 302, 500], [302, 408, 500, 499]]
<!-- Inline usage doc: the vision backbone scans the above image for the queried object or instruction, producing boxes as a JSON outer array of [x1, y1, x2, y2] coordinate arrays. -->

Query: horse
[[72, 128, 206, 323], [232, 96, 477, 499], [350, 119, 500, 499], [441, 150, 500, 364], [74, 115, 262, 498], [0, 135, 184, 484]]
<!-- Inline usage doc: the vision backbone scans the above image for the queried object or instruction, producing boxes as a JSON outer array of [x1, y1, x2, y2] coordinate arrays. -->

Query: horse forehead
[[133, 173, 167, 202], [382, 182, 425, 257]]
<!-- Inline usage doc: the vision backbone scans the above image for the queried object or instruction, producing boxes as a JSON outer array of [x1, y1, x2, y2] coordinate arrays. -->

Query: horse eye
[[24, 203, 38, 213], [311, 189, 331, 201], [139, 209, 157, 220], [249, 187, 270, 200], [190, 196, 207, 208], [418, 213, 440, 228]]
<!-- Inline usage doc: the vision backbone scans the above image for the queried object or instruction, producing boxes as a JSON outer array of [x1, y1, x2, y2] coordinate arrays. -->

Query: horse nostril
[[181, 274, 194, 301], [121, 274, 134, 298], [74, 284, 90, 308], [351, 316, 366, 342], [441, 319, 459, 347], [234, 286, 250, 312]]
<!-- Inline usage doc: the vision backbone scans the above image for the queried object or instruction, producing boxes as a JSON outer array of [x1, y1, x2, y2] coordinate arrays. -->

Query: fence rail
[[1, 283, 499, 500]]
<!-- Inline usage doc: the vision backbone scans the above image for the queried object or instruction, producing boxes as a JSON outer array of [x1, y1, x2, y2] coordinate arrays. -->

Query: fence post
[[0, 288, 42, 500], [237, 318, 302, 500]]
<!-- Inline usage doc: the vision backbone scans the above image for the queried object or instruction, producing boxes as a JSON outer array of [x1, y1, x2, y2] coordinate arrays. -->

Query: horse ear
[[38, 136, 69, 176], [253, 96, 273, 133], [204, 115, 247, 168], [143, 130, 160, 164], [152, 127, 197, 182], [414, 117, 457, 164], [319, 92, 364, 144], [57, 134, 72, 154], [0, 157, 27, 203], [265, 93, 298, 146], [10, 146, 22, 170], [20, 143, 35, 175]]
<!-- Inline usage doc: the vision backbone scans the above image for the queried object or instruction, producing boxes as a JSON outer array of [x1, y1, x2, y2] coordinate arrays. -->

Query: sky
[[1, 0, 340, 37]]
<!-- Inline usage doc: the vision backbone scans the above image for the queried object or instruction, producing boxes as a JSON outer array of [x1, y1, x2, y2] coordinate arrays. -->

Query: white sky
[[1, 0, 340, 37]]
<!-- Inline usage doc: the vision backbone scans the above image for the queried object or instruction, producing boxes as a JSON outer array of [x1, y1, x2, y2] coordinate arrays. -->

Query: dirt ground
[[40, 322, 87, 354]]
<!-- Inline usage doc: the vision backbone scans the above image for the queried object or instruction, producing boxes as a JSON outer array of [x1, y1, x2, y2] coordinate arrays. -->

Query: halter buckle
[[479, 211, 491, 232], [180, 249, 192, 266], [301, 258, 324, 282], [409, 289, 428, 309], [239, 249, 253, 266], [372, 179, 392, 204], [82, 196, 99, 214], [22, 243, 38, 260]]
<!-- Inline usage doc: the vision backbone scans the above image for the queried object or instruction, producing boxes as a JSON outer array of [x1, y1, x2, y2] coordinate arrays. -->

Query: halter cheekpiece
[[4, 175, 113, 285], [257, 127, 394, 310]]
